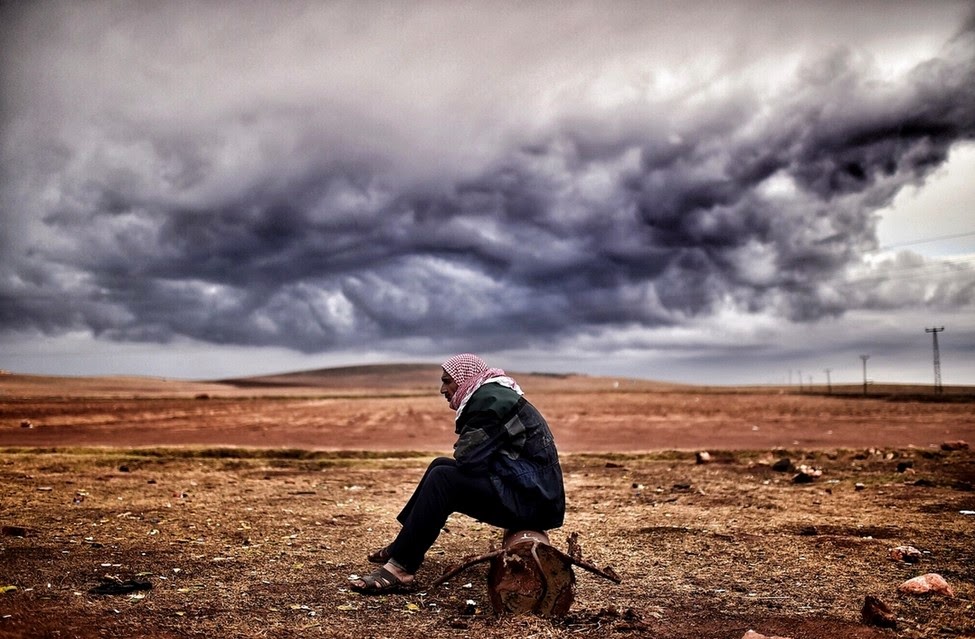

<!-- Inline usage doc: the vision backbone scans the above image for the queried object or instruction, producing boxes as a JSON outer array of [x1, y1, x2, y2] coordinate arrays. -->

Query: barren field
[[1, 367, 974, 638]]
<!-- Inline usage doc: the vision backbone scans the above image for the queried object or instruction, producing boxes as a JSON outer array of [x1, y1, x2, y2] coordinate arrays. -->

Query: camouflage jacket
[[453, 383, 565, 530]]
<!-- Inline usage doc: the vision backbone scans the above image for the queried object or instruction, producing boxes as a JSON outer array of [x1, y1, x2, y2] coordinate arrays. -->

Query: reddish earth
[[1, 366, 973, 638], [2, 366, 973, 452]]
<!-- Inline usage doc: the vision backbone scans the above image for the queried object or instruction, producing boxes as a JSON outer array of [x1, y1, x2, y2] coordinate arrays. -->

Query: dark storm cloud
[[2, 2, 974, 357]]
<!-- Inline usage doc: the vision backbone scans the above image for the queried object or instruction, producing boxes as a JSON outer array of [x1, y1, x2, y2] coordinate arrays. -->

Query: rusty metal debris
[[433, 530, 621, 617]]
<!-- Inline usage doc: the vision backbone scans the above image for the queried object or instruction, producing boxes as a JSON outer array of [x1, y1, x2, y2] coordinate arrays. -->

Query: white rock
[[889, 545, 922, 563]]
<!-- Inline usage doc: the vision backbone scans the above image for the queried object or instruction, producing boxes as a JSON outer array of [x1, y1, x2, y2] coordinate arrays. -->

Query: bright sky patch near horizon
[[1, 1, 973, 387]]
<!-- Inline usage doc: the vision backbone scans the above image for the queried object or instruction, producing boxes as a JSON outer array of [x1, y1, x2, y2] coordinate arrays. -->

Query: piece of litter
[[960, 510, 975, 515]]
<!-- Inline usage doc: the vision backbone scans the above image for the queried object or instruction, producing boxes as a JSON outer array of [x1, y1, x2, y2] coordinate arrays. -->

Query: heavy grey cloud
[[1, 1, 973, 362]]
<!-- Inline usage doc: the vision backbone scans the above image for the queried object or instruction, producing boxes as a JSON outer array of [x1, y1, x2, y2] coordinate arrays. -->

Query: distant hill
[[0, 364, 683, 398], [217, 362, 684, 394], [2, 364, 971, 398], [218, 363, 443, 392]]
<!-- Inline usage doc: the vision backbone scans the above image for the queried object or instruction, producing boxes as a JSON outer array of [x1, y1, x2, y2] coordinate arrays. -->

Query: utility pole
[[797, 369, 803, 392], [859, 355, 870, 396], [925, 327, 944, 394], [824, 368, 832, 394]]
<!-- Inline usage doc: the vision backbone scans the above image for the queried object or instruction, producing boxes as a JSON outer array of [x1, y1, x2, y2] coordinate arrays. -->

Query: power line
[[844, 256, 975, 286], [878, 230, 975, 251]]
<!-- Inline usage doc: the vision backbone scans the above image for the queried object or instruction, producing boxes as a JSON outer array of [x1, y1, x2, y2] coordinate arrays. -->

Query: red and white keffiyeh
[[441, 353, 522, 416]]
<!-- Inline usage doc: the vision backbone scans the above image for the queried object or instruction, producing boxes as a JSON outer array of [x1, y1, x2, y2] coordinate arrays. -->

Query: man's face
[[440, 369, 458, 404]]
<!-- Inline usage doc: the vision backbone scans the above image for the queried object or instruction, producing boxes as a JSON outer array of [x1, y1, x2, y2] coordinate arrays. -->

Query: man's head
[[440, 354, 488, 405], [440, 368, 459, 404]]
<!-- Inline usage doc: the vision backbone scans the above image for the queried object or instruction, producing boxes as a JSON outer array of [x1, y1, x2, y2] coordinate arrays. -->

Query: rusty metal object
[[434, 530, 621, 617]]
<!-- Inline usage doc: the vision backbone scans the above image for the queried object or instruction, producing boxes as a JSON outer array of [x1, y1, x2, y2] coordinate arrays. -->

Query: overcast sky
[[2, 1, 974, 387]]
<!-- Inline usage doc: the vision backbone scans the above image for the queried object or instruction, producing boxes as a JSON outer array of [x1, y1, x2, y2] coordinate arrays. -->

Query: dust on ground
[[1, 447, 973, 639], [1, 372, 973, 638]]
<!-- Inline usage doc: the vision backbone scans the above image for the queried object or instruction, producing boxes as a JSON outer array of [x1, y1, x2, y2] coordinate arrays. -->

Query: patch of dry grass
[[1, 448, 973, 639]]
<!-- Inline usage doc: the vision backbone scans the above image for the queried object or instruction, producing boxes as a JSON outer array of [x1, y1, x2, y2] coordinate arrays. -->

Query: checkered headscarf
[[441, 354, 521, 413]]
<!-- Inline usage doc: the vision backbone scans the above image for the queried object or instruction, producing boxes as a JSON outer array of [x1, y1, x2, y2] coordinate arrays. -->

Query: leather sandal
[[367, 545, 392, 564], [350, 566, 415, 595]]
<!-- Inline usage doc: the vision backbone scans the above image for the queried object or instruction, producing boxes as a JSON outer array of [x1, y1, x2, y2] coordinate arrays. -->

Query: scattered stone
[[742, 630, 792, 639], [792, 465, 822, 483], [898, 573, 955, 597], [89, 576, 153, 596], [1, 525, 30, 537], [595, 607, 651, 632], [771, 458, 793, 472], [896, 461, 914, 473], [854, 483, 866, 491], [861, 594, 897, 629], [941, 440, 969, 451], [119, 465, 131, 473], [194, 393, 210, 400], [889, 546, 922, 563], [19, 420, 33, 429], [695, 451, 711, 464]]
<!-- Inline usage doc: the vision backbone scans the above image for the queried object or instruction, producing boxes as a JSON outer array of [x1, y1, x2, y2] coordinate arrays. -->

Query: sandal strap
[[365, 567, 396, 588], [367, 545, 392, 563], [353, 566, 414, 594]]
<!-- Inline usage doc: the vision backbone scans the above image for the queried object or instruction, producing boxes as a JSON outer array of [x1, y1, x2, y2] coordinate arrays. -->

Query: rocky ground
[[1, 371, 972, 638], [1, 445, 972, 639]]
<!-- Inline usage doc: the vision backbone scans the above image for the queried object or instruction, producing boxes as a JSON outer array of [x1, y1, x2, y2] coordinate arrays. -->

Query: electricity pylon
[[859, 355, 869, 396], [925, 327, 944, 394]]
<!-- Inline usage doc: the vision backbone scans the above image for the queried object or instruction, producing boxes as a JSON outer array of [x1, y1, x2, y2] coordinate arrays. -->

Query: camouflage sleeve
[[453, 409, 507, 473]]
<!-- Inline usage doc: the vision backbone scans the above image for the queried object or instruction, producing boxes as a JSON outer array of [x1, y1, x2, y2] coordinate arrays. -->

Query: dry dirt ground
[[1, 369, 974, 638]]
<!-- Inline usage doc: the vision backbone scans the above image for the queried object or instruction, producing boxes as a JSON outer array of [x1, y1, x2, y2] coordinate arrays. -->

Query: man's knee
[[428, 456, 455, 470], [417, 457, 455, 485], [425, 462, 458, 487]]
